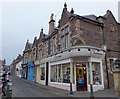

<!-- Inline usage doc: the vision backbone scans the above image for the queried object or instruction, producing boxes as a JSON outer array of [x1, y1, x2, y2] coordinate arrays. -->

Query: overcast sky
[[0, 0, 119, 65]]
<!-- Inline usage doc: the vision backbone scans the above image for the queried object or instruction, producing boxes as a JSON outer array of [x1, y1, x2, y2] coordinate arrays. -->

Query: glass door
[[76, 63, 87, 91]]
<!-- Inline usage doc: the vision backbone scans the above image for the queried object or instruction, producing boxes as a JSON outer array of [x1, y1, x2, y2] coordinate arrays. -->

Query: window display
[[92, 62, 101, 85], [51, 65, 57, 82], [50, 63, 70, 83], [62, 64, 70, 83], [40, 67, 45, 80]]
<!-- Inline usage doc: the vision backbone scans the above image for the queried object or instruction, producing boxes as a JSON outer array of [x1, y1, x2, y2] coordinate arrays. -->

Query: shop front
[[47, 46, 105, 92], [21, 63, 28, 79], [35, 60, 49, 85], [39, 63, 46, 85], [35, 60, 40, 83], [27, 61, 35, 82], [16, 61, 22, 77]]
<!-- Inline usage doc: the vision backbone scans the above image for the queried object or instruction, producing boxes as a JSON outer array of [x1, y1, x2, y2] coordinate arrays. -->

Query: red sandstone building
[[21, 3, 120, 92]]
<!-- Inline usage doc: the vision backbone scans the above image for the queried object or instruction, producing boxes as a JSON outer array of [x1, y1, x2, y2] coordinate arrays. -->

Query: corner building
[[23, 3, 120, 92], [37, 4, 106, 92]]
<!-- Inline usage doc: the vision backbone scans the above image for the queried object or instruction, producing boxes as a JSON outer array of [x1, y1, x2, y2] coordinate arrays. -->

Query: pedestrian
[[78, 75, 84, 91]]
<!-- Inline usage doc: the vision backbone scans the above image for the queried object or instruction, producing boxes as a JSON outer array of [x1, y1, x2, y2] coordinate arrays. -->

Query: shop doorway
[[76, 64, 87, 91]]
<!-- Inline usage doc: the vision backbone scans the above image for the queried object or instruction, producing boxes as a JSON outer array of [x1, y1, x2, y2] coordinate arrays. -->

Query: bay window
[[92, 62, 101, 85]]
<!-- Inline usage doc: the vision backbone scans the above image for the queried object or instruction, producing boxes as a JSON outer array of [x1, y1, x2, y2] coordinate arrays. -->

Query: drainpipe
[[101, 25, 110, 89], [105, 52, 110, 89]]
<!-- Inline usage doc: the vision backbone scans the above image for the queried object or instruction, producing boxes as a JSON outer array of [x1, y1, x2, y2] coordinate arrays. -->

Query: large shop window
[[40, 67, 45, 80], [62, 64, 70, 83], [50, 63, 70, 83], [92, 62, 101, 85]]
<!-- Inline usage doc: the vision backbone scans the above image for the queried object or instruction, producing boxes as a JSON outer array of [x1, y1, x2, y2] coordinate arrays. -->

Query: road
[[11, 75, 69, 97], [10, 75, 119, 98]]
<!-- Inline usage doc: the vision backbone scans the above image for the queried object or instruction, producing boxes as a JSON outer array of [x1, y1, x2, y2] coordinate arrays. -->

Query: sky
[[0, 0, 119, 65]]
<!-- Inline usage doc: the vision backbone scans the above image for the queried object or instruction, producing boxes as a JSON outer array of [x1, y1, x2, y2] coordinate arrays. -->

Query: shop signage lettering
[[93, 50, 103, 55], [55, 55, 62, 59]]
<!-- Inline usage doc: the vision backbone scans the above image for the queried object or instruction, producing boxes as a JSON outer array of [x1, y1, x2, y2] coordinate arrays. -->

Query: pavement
[[11, 75, 120, 98]]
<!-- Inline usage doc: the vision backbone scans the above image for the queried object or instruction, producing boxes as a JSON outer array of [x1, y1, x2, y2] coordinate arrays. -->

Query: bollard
[[70, 82, 73, 95], [90, 84, 94, 99]]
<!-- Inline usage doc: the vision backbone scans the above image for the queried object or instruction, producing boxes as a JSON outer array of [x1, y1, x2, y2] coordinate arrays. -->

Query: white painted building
[[40, 46, 105, 92], [15, 61, 23, 77]]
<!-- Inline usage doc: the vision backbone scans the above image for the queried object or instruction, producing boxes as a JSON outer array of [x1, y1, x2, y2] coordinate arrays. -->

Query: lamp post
[[70, 82, 73, 95], [90, 84, 94, 99], [89, 61, 94, 99], [70, 62, 73, 95]]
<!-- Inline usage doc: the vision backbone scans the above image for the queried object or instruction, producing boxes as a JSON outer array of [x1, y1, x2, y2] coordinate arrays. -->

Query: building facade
[[15, 61, 23, 77], [22, 3, 120, 92], [22, 40, 32, 79]]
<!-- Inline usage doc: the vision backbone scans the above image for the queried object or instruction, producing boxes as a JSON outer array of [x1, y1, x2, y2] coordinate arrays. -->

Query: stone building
[[11, 54, 23, 75], [22, 3, 120, 92], [22, 40, 32, 79]]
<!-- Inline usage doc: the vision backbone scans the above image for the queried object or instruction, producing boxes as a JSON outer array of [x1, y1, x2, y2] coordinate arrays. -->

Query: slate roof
[[32, 36, 38, 47], [82, 14, 98, 21], [24, 40, 32, 51], [38, 29, 48, 43]]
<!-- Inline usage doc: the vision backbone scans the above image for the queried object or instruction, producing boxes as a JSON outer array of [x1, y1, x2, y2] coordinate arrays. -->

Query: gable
[[104, 10, 118, 24], [24, 40, 32, 51], [58, 5, 72, 28]]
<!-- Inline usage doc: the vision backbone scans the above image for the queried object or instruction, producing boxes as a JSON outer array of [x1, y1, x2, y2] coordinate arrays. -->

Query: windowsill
[[49, 81, 72, 85]]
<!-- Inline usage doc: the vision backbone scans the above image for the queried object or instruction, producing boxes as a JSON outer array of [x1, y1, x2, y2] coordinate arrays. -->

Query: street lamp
[[89, 61, 94, 99]]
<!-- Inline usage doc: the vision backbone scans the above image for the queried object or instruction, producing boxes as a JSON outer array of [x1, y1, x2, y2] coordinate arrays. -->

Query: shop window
[[40, 67, 45, 80], [51, 65, 57, 82], [50, 65, 62, 82], [62, 64, 70, 83], [92, 62, 101, 85], [50, 63, 70, 83]]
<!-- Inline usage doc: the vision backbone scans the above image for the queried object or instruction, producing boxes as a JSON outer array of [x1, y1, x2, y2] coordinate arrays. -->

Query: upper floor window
[[53, 37, 56, 53], [61, 35, 64, 50], [44, 42, 47, 57], [65, 33, 69, 49], [39, 49, 42, 58], [61, 26, 69, 50]]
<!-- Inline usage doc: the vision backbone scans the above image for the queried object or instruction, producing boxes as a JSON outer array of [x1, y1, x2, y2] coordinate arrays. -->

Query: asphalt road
[[11, 75, 69, 97], [10, 75, 119, 98]]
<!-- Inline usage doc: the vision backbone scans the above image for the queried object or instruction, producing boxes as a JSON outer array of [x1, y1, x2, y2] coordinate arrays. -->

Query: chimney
[[49, 13, 55, 35]]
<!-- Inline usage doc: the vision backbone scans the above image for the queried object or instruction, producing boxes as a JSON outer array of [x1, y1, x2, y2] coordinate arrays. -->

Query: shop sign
[[93, 50, 103, 55], [54, 55, 62, 59]]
